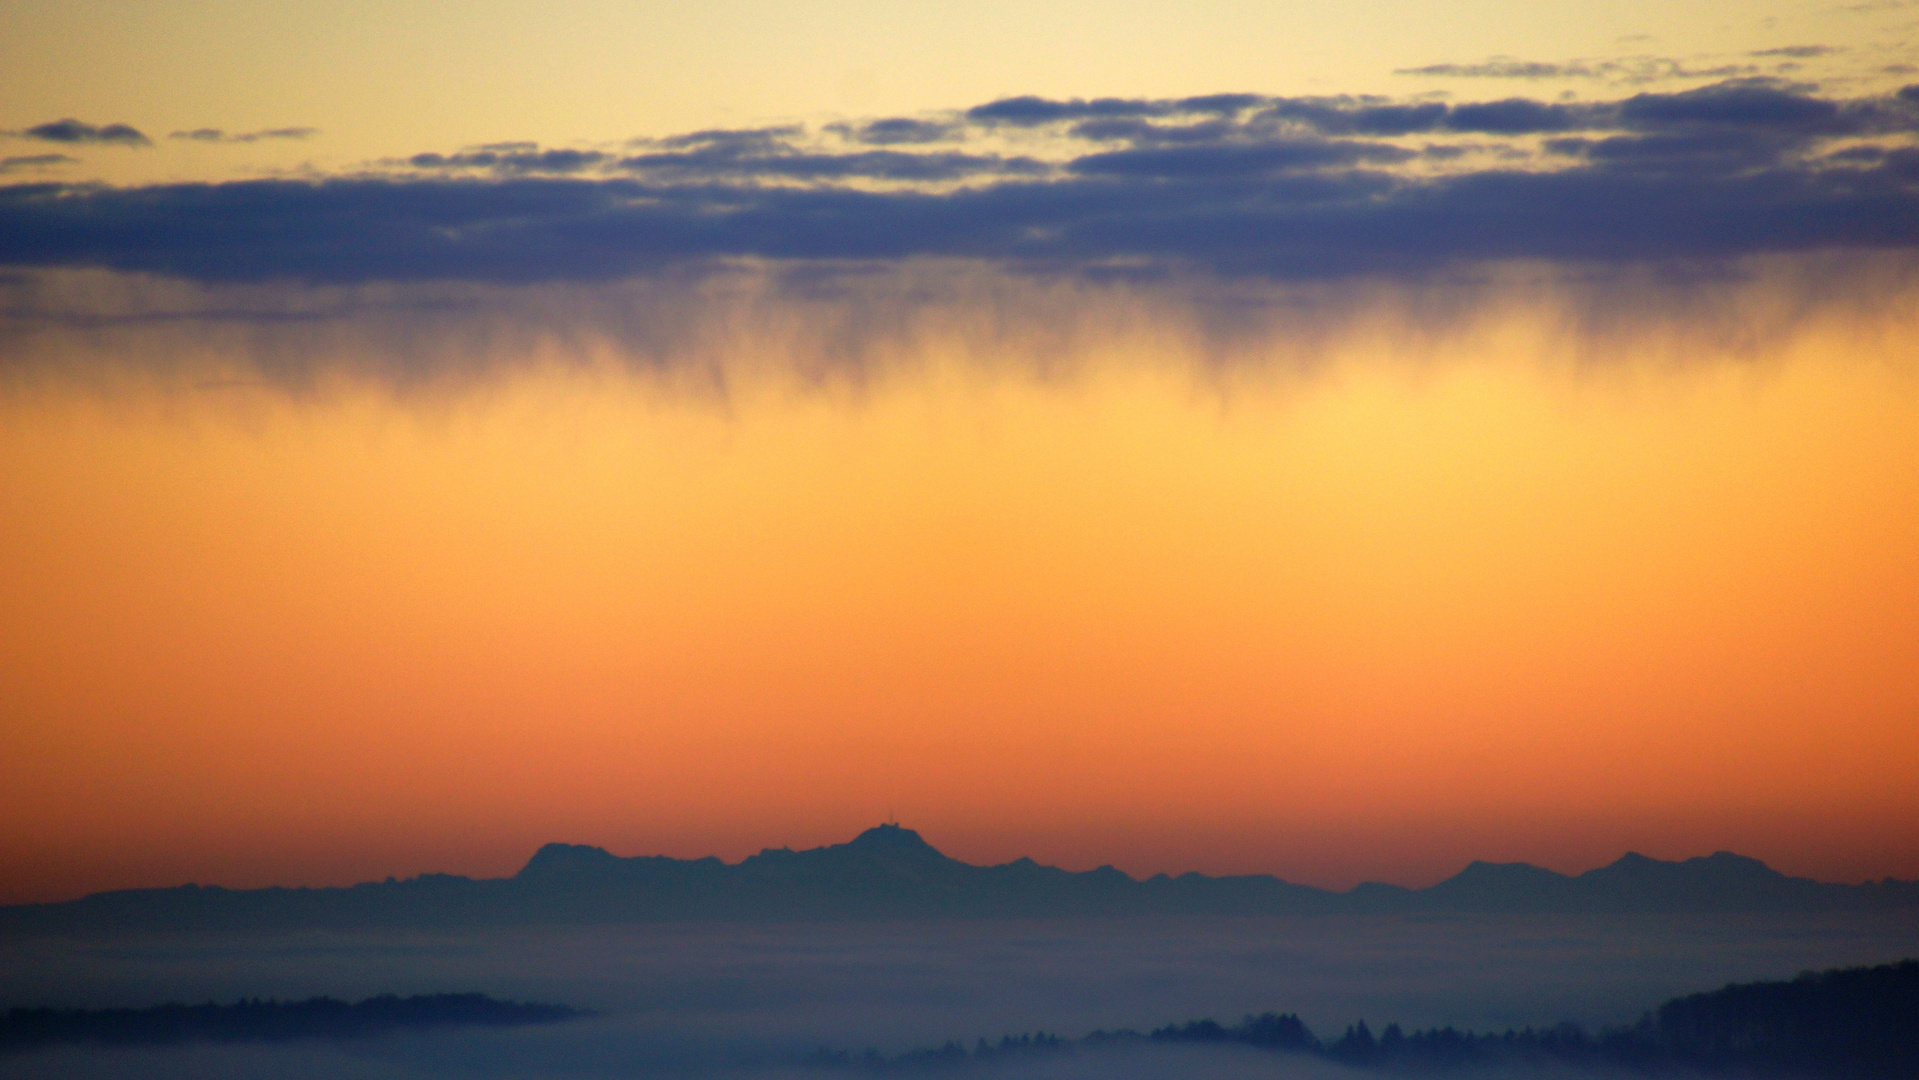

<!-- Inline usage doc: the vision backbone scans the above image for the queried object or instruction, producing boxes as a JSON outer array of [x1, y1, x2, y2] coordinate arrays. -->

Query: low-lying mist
[[5, 913, 1916, 1078], [1, 1038, 1648, 1080]]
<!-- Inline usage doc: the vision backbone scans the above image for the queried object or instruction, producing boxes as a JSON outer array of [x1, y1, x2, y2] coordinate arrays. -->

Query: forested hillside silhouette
[[0, 993, 584, 1054], [834, 959, 1919, 1077]]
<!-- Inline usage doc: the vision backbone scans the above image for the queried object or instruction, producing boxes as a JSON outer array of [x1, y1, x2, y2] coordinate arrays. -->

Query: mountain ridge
[[6, 825, 1915, 934]]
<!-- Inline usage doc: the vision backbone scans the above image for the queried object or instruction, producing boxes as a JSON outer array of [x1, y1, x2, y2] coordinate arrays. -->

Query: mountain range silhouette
[[6, 825, 1916, 934]]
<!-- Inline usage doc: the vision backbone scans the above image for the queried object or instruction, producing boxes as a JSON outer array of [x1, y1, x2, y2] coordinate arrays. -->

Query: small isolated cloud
[[0, 153, 78, 173], [169, 127, 319, 144], [20, 119, 149, 146], [1750, 45, 1840, 59], [649, 125, 805, 152], [1396, 57, 1761, 85], [1398, 59, 1588, 79]]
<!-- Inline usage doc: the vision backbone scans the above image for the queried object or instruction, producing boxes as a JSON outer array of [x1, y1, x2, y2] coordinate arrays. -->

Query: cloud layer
[[6, 916, 1918, 1078], [2, 81, 1917, 286]]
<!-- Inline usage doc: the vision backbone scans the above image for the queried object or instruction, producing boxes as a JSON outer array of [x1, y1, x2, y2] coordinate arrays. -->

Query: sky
[[3, 0, 1919, 905]]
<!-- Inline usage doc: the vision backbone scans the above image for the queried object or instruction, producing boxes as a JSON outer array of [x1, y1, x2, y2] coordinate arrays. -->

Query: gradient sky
[[3, 1, 1919, 904]]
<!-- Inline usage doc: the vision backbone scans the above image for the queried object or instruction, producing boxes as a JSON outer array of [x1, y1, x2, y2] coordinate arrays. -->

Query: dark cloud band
[[2, 81, 1916, 285]]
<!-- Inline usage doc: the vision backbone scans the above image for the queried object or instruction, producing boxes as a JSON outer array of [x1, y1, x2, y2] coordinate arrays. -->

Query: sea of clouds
[[5, 911, 1918, 1078]]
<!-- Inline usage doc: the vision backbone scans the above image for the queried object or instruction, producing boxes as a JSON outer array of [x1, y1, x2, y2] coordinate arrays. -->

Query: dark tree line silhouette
[[0, 993, 583, 1053], [6, 958, 1913, 1074], [818, 959, 1919, 1077]]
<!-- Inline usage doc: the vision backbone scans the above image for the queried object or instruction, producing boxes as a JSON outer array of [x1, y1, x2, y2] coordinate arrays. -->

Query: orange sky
[[2, 267, 1917, 904]]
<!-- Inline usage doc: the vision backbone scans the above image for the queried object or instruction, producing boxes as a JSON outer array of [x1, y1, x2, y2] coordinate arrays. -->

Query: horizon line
[[14, 823, 1915, 906]]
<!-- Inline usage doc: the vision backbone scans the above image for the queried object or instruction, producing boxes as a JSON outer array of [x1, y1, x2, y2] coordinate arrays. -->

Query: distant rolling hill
[[5, 825, 1915, 934]]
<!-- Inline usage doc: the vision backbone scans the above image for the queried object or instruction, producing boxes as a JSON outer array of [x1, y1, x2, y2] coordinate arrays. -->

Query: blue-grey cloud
[[614, 146, 1045, 182], [0, 154, 77, 174], [1447, 98, 1588, 133], [1396, 60, 1589, 79], [966, 94, 1259, 127], [3, 81, 1917, 287], [410, 148, 610, 174], [1070, 118, 1244, 144], [170, 127, 319, 143], [402, 137, 1043, 183], [1751, 45, 1840, 58], [1618, 80, 1840, 129], [1545, 130, 1789, 173], [650, 125, 804, 152], [602, 125, 1048, 181], [1176, 94, 1271, 116], [19, 119, 150, 146], [1067, 140, 1413, 178], [832, 118, 962, 145], [1395, 57, 1761, 83], [967, 96, 1170, 125], [1258, 101, 1453, 137]]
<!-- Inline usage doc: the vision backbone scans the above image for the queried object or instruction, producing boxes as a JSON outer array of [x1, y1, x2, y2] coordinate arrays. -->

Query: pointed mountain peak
[[1580, 852, 1680, 883], [1700, 850, 1772, 868], [516, 842, 620, 878], [1445, 860, 1568, 882], [846, 823, 947, 858], [1592, 851, 1781, 879], [1688, 851, 1785, 878], [1419, 860, 1575, 910]]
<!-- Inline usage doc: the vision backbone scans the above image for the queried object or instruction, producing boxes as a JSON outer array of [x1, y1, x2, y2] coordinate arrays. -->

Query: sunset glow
[[8, 0, 1919, 917], [4, 266, 1915, 903]]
